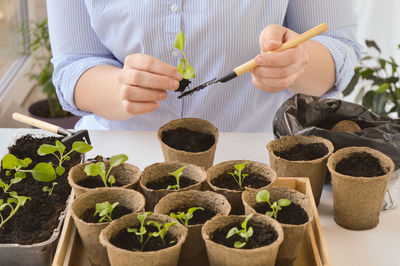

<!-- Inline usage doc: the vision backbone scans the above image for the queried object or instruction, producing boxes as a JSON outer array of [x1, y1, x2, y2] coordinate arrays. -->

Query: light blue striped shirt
[[47, 0, 361, 132]]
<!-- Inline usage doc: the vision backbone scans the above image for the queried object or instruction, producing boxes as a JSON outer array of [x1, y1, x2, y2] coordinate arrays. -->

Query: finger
[[124, 54, 183, 80], [252, 71, 301, 92], [119, 68, 180, 91], [255, 47, 300, 67], [259, 24, 286, 53], [120, 85, 168, 102], [121, 100, 160, 116], [252, 64, 299, 79]]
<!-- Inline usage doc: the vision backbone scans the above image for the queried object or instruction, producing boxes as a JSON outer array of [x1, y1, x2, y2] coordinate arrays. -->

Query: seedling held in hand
[[94, 201, 119, 223], [256, 190, 291, 220], [226, 213, 254, 248], [147, 220, 177, 245], [167, 165, 187, 191], [0, 191, 31, 229], [1, 153, 56, 183], [42, 182, 58, 196], [84, 154, 128, 187], [228, 161, 248, 190], [38, 140, 92, 176], [175, 31, 195, 79], [169, 207, 204, 226]]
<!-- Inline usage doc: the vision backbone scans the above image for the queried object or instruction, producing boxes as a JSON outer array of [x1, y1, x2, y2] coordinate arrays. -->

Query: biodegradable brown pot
[[267, 135, 334, 205], [327, 147, 395, 230], [99, 213, 188, 266], [206, 160, 276, 215], [70, 188, 146, 266], [68, 161, 141, 197], [242, 187, 313, 266], [157, 117, 219, 170], [140, 161, 206, 210], [202, 213, 284, 266], [154, 190, 231, 266]]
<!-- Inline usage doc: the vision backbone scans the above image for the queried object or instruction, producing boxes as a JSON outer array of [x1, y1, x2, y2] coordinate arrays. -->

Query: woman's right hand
[[118, 54, 183, 116]]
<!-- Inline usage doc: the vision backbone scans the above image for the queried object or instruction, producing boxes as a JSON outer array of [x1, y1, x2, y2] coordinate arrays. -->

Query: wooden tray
[[52, 178, 332, 266]]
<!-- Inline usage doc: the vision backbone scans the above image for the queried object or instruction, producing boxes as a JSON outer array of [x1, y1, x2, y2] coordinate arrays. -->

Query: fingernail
[[175, 72, 183, 80], [255, 56, 265, 65], [170, 80, 179, 89]]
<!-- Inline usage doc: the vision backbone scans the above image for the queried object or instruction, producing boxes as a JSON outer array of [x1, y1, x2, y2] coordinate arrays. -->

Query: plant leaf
[[110, 154, 128, 168], [226, 227, 239, 239], [376, 83, 390, 93], [266, 211, 274, 217], [278, 198, 291, 207], [182, 65, 195, 79], [2, 154, 19, 169], [72, 141, 93, 153], [174, 31, 185, 50], [15, 172, 26, 179], [56, 165, 65, 176], [342, 74, 359, 97], [55, 140, 66, 155], [31, 163, 57, 182], [37, 144, 58, 156], [234, 241, 246, 248], [365, 40, 381, 53], [256, 190, 270, 203], [84, 162, 103, 177]]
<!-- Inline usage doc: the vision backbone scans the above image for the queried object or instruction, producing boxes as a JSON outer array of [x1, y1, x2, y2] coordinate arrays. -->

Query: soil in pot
[[77, 177, 124, 188], [145, 175, 196, 190], [274, 143, 328, 161], [80, 205, 132, 223], [161, 127, 215, 152], [335, 152, 386, 177], [0, 135, 80, 244], [211, 172, 271, 191], [253, 202, 309, 225], [168, 206, 217, 225]]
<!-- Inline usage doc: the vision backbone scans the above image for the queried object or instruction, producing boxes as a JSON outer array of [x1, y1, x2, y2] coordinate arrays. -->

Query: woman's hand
[[251, 24, 310, 93], [118, 54, 182, 115]]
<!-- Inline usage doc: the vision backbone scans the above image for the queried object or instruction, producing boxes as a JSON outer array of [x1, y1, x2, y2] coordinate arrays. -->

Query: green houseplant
[[343, 40, 400, 118]]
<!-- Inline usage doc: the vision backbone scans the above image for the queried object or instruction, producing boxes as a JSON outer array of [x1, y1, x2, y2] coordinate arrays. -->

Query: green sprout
[[127, 212, 153, 251], [1, 153, 56, 183], [228, 161, 248, 190], [38, 140, 93, 176], [94, 201, 119, 223], [0, 191, 31, 229], [256, 190, 291, 220], [42, 181, 58, 196], [226, 213, 254, 248], [84, 154, 128, 187], [169, 207, 204, 226], [174, 31, 195, 79], [147, 220, 177, 245], [167, 166, 187, 191]]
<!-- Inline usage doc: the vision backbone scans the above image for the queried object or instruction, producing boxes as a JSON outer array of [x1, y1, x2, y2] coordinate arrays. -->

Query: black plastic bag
[[273, 94, 400, 169]]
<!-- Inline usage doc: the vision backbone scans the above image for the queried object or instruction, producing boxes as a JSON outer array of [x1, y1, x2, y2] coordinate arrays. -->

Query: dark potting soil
[[80, 205, 133, 223], [0, 135, 81, 244], [177, 78, 191, 93], [335, 152, 386, 177], [254, 202, 309, 225], [274, 143, 328, 161], [211, 172, 270, 191], [161, 127, 215, 152], [77, 177, 124, 188], [145, 175, 197, 190], [110, 224, 177, 252], [168, 206, 217, 225], [211, 221, 278, 249]]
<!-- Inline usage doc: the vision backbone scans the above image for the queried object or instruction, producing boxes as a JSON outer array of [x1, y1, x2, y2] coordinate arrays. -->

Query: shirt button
[[172, 49, 179, 57], [170, 4, 178, 12]]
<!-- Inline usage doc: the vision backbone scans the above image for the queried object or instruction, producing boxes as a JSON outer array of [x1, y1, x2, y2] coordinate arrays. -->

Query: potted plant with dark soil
[[99, 212, 188, 266], [327, 146, 395, 230], [0, 134, 89, 266], [68, 154, 141, 197], [139, 161, 206, 210], [70, 187, 145, 266], [157, 117, 219, 170], [267, 135, 334, 205], [242, 187, 313, 266], [201, 213, 284, 266], [206, 160, 276, 215], [154, 190, 231, 266]]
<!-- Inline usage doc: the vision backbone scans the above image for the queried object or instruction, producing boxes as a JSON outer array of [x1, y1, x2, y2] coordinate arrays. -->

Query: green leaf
[[108, 175, 116, 186], [14, 172, 26, 179], [37, 144, 58, 156], [2, 154, 19, 169], [168, 166, 187, 179], [278, 198, 291, 207], [174, 31, 185, 50], [56, 166, 65, 176], [187, 207, 204, 217], [72, 141, 93, 153], [372, 92, 389, 115], [376, 83, 390, 93], [342, 74, 359, 97], [247, 226, 253, 238], [84, 162, 104, 177], [241, 213, 253, 229], [365, 40, 381, 53], [360, 69, 374, 78], [256, 190, 270, 203], [137, 212, 151, 223], [234, 241, 246, 248], [362, 90, 376, 109], [177, 62, 185, 74], [234, 161, 247, 172], [55, 140, 66, 155], [10, 178, 23, 185], [182, 65, 195, 79], [21, 158, 32, 168], [110, 154, 128, 168], [226, 227, 239, 239], [31, 163, 57, 182], [127, 227, 138, 233], [266, 211, 274, 217]]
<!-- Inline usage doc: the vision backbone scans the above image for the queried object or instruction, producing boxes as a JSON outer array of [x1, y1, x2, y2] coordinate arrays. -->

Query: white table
[[1, 129, 399, 266]]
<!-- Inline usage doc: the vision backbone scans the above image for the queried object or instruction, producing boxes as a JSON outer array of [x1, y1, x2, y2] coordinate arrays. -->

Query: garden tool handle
[[12, 112, 60, 134], [234, 22, 328, 76]]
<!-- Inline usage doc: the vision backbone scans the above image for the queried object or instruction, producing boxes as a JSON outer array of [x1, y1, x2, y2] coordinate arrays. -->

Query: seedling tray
[[52, 178, 332, 266]]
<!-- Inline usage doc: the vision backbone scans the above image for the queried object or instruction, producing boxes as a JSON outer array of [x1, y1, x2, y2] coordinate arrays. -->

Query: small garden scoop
[[12, 112, 91, 145], [178, 22, 328, 98]]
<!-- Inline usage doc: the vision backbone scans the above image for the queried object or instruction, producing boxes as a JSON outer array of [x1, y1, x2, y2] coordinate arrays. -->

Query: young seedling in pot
[[1, 153, 56, 184], [127, 212, 152, 251], [166, 165, 188, 191], [169, 207, 204, 226], [0, 191, 31, 229], [94, 201, 119, 223], [38, 140, 93, 176], [147, 220, 177, 246], [256, 190, 291, 220], [174, 31, 195, 93], [84, 154, 128, 187], [226, 213, 254, 248], [228, 161, 248, 190], [42, 182, 58, 196]]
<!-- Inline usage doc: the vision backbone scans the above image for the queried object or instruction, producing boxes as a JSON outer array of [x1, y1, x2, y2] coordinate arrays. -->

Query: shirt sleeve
[[47, 0, 123, 116], [285, 0, 362, 97]]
